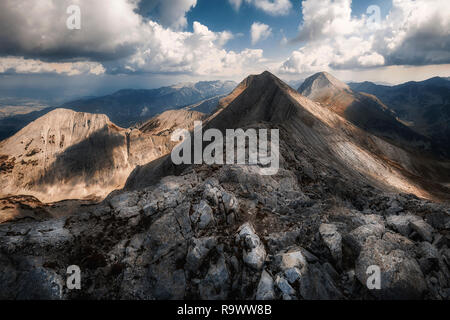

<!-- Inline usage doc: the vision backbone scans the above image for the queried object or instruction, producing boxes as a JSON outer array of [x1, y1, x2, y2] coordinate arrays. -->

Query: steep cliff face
[[0, 109, 173, 202]]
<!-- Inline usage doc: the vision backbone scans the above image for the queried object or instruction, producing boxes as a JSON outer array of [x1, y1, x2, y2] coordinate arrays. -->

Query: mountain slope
[[0, 109, 175, 202], [1, 72, 450, 301], [127, 71, 450, 201], [140, 109, 207, 136], [298, 72, 436, 156], [349, 77, 450, 156]]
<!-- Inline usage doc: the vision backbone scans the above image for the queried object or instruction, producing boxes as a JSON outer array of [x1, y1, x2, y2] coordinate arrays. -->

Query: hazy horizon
[[0, 0, 449, 103]]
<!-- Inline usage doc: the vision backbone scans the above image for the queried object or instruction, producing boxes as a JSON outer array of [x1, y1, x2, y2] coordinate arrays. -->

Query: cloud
[[229, 0, 243, 11], [251, 22, 272, 45], [112, 21, 264, 76], [0, 56, 105, 75], [0, 0, 143, 61], [0, 0, 265, 77], [229, 0, 292, 16], [280, 0, 450, 74], [249, 0, 292, 16], [136, 0, 197, 30]]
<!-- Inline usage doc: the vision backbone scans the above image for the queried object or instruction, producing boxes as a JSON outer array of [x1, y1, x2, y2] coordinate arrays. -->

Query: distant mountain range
[[0, 80, 236, 141], [349, 77, 450, 157], [298, 72, 440, 157], [61, 80, 236, 127]]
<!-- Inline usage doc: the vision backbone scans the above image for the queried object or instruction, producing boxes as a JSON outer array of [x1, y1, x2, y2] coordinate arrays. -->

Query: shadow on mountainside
[[36, 126, 126, 187]]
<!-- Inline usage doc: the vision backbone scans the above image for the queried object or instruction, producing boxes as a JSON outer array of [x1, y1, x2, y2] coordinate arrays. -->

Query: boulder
[[237, 223, 266, 270], [410, 220, 434, 243], [355, 237, 427, 299], [199, 256, 230, 300], [386, 214, 419, 237], [319, 223, 342, 265], [255, 270, 275, 300], [298, 263, 343, 300], [275, 275, 296, 296], [191, 200, 214, 229], [185, 237, 217, 273]]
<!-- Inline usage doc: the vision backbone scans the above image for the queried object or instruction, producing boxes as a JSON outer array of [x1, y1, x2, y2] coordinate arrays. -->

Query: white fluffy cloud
[[0, 0, 265, 77], [229, 0, 292, 16], [251, 22, 272, 45], [0, 0, 143, 61], [118, 21, 264, 76], [280, 0, 450, 74]]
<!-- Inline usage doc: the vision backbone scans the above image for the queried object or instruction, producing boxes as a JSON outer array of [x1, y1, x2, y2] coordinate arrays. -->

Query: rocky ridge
[[0, 72, 449, 300]]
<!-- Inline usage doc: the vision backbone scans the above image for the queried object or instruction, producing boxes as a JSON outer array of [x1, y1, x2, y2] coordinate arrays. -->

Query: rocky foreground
[[0, 160, 449, 300]]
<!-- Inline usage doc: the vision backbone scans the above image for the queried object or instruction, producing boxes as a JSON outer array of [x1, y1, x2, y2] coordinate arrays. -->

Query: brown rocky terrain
[[0, 72, 449, 300], [0, 108, 206, 205], [298, 72, 440, 157]]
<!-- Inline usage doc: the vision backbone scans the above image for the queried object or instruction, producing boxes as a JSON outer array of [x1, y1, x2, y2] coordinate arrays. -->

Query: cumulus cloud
[[229, 0, 292, 16], [116, 21, 263, 76], [0, 57, 105, 75], [0, 0, 264, 77], [280, 0, 450, 74], [137, 0, 197, 30], [251, 22, 272, 45], [0, 0, 143, 61]]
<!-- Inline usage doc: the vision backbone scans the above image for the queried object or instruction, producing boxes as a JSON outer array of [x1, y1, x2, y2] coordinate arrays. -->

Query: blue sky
[[0, 0, 448, 103], [186, 0, 392, 60]]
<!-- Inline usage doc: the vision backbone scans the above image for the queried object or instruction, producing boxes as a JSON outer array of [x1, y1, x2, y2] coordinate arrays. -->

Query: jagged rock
[[255, 270, 275, 300], [185, 237, 217, 273], [237, 223, 266, 270], [274, 249, 308, 284], [410, 220, 435, 243], [355, 236, 427, 299], [319, 223, 342, 265], [191, 200, 214, 229], [284, 267, 303, 284], [275, 275, 296, 296], [386, 214, 420, 237], [386, 198, 404, 214], [199, 256, 230, 300], [202, 179, 222, 206], [0, 255, 64, 300], [110, 192, 139, 212], [264, 228, 303, 254], [381, 231, 415, 253], [278, 250, 307, 271], [432, 234, 446, 248], [298, 263, 343, 300], [418, 242, 440, 273], [222, 192, 239, 214], [346, 222, 385, 256]]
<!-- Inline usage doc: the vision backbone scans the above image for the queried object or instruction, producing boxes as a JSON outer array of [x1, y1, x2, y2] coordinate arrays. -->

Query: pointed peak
[[298, 71, 349, 96], [239, 70, 289, 92]]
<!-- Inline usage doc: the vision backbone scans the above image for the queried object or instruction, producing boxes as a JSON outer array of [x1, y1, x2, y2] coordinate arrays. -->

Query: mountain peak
[[299, 71, 349, 95], [239, 71, 289, 92]]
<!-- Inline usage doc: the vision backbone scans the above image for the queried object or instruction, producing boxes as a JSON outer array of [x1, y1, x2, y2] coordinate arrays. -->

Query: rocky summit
[[0, 72, 449, 300]]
